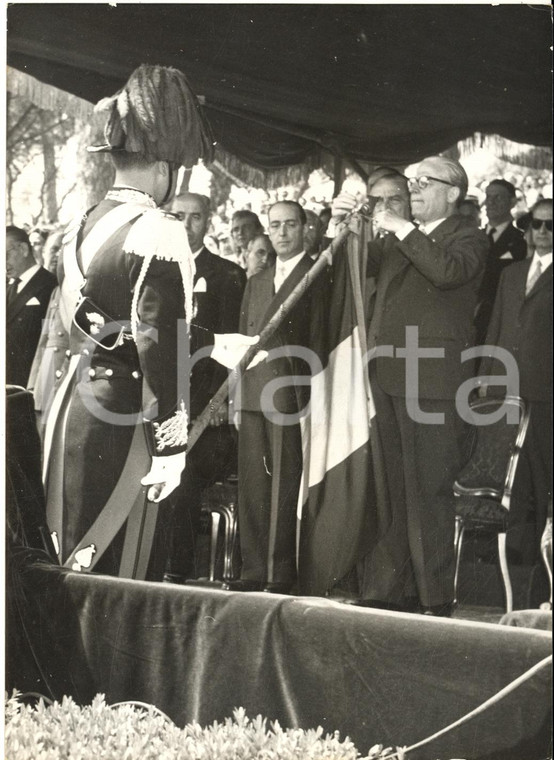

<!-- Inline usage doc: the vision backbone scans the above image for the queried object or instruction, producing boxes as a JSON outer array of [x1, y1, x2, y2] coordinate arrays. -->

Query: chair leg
[[453, 517, 465, 606], [497, 532, 513, 613], [208, 511, 222, 582]]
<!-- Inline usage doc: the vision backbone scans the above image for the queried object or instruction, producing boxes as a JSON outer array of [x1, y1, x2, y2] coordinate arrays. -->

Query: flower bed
[[4, 693, 406, 759]]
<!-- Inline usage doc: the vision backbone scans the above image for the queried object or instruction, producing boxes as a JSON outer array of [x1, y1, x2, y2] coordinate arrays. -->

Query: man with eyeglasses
[[331, 155, 488, 616], [228, 200, 328, 594], [480, 198, 552, 570]]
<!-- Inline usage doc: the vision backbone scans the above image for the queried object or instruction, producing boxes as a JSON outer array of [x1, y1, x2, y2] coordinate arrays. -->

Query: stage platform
[[7, 559, 552, 760]]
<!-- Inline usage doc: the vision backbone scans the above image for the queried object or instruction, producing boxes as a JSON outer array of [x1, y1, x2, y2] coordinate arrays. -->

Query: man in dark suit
[[228, 200, 328, 593], [165, 191, 247, 581], [480, 198, 552, 563], [332, 157, 489, 615], [475, 179, 527, 344], [6, 225, 57, 388]]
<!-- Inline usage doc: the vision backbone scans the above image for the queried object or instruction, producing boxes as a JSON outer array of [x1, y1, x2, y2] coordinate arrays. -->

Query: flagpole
[[186, 203, 374, 453]]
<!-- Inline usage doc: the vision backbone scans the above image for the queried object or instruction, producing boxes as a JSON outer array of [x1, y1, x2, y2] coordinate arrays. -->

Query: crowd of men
[[6, 64, 552, 616]]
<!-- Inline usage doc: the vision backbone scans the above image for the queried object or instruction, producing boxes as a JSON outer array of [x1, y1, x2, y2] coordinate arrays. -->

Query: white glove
[[141, 452, 186, 502], [211, 333, 267, 370]]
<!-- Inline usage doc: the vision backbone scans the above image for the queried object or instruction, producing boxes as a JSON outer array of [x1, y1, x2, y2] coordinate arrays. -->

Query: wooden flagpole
[[186, 203, 374, 453]]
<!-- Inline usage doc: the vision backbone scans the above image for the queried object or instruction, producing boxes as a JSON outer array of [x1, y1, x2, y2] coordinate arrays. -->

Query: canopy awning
[[7, 4, 552, 182]]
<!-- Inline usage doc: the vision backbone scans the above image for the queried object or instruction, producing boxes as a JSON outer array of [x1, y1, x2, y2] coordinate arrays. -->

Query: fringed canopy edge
[[212, 147, 322, 191], [7, 66, 95, 121], [458, 133, 553, 171]]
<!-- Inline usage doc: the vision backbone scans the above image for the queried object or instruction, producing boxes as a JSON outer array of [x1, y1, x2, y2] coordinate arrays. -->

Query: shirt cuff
[[395, 222, 416, 241], [326, 218, 338, 238]]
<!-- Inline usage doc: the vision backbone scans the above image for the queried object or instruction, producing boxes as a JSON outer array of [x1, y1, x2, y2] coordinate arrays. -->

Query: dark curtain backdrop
[[7, 4, 552, 172]]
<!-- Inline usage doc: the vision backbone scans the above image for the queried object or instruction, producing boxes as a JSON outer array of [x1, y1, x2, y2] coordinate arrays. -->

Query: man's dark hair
[[6, 225, 32, 253], [268, 200, 307, 226], [488, 179, 517, 198], [367, 166, 406, 191], [110, 152, 157, 171], [231, 209, 263, 229]]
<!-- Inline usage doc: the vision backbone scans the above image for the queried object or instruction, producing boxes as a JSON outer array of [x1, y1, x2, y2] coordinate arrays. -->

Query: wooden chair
[[453, 396, 530, 613], [539, 500, 552, 611], [200, 478, 239, 583]]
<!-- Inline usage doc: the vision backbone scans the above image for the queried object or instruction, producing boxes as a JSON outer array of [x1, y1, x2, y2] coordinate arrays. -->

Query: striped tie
[[526, 259, 542, 296]]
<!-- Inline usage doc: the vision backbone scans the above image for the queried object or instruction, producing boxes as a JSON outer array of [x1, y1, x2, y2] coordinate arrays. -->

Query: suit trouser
[[167, 425, 237, 578], [238, 410, 302, 585], [360, 378, 467, 607], [510, 400, 553, 563]]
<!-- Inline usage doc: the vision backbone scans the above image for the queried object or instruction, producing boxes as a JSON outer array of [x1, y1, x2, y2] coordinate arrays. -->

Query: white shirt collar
[[420, 218, 445, 235], [485, 220, 511, 238], [274, 251, 305, 291], [191, 247, 204, 258], [529, 250, 552, 275], [14, 263, 40, 290]]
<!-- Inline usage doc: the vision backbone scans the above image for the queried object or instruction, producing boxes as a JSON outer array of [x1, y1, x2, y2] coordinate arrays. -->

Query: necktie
[[526, 259, 542, 295], [7, 277, 21, 306], [275, 264, 287, 292], [487, 227, 496, 243]]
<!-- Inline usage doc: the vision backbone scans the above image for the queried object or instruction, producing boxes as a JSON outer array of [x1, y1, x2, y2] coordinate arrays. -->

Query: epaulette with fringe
[[123, 208, 196, 340], [62, 213, 86, 247]]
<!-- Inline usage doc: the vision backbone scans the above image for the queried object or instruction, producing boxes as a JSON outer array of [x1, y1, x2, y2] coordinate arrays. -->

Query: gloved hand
[[211, 333, 267, 370], [141, 452, 187, 502]]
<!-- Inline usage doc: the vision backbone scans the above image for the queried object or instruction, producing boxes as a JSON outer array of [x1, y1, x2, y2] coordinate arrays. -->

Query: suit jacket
[[189, 247, 246, 418], [6, 266, 57, 387], [239, 254, 328, 414], [480, 258, 552, 402], [475, 223, 527, 342], [366, 214, 489, 399]]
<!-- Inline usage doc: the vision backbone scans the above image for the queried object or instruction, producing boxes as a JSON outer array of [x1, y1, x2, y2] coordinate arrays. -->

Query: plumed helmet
[[88, 64, 214, 167]]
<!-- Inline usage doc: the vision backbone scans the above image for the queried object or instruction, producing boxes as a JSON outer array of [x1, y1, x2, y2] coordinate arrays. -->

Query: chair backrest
[[454, 396, 530, 508], [6, 385, 58, 560]]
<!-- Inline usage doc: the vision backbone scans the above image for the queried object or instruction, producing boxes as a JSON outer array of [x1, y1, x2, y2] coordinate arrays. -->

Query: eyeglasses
[[531, 219, 553, 232], [407, 176, 455, 191]]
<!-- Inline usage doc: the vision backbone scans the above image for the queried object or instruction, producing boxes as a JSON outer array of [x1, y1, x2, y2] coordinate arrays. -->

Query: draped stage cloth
[[6, 554, 552, 760]]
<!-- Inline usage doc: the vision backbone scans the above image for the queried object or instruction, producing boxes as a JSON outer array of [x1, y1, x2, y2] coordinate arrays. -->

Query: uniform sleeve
[[134, 257, 210, 455]]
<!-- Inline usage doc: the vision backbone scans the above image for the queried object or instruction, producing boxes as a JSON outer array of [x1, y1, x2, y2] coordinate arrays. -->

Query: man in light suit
[[165, 192, 247, 581], [6, 225, 57, 388], [228, 200, 328, 593], [480, 198, 552, 563], [475, 179, 527, 344], [332, 157, 489, 615]]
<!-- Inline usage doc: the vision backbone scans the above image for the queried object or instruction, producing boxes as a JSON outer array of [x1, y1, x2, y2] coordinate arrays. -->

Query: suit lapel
[[260, 254, 312, 327], [525, 260, 552, 300], [249, 267, 276, 332], [7, 268, 48, 323], [193, 247, 212, 281]]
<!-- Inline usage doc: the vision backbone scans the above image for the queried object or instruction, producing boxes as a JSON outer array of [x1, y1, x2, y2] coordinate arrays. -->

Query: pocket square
[[499, 252, 513, 260], [25, 297, 41, 305], [193, 277, 207, 293]]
